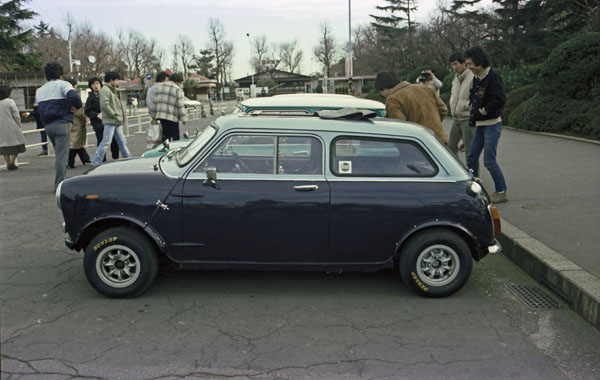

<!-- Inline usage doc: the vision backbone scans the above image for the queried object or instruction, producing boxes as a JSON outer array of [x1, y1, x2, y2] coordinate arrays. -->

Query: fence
[[21, 107, 206, 155]]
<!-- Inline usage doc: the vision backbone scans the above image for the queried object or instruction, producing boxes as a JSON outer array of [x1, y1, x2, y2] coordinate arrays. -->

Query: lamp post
[[347, 0, 353, 95], [246, 33, 255, 98]]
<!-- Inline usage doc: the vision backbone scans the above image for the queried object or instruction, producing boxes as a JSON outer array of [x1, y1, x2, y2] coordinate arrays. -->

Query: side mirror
[[203, 166, 218, 187]]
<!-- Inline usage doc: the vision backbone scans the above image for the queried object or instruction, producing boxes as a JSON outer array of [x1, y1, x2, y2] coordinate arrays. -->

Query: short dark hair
[[375, 71, 400, 91], [65, 77, 77, 87], [169, 73, 184, 83], [104, 71, 120, 83], [464, 46, 490, 68], [449, 52, 465, 63], [0, 85, 11, 100], [88, 77, 102, 88], [44, 62, 63, 81], [156, 71, 169, 82]]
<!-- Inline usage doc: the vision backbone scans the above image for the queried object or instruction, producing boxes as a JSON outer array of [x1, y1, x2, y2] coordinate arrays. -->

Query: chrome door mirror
[[203, 166, 218, 187]]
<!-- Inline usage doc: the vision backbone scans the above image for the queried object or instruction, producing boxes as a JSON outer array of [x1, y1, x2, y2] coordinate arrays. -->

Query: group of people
[[0, 61, 189, 191], [375, 45, 508, 203]]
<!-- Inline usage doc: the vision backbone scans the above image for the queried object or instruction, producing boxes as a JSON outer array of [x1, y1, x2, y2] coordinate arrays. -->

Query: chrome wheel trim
[[95, 245, 141, 288], [416, 244, 460, 287]]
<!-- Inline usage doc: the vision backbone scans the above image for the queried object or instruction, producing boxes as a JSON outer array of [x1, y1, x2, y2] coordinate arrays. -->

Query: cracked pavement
[[2, 113, 600, 379]]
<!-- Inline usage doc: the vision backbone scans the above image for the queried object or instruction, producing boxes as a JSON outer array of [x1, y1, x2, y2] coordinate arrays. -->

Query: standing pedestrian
[[464, 46, 508, 203], [85, 77, 119, 162], [91, 72, 132, 166], [146, 71, 169, 124], [65, 78, 90, 168], [416, 69, 443, 95], [150, 72, 187, 143], [35, 62, 82, 189], [375, 71, 448, 143], [131, 95, 138, 115], [448, 52, 475, 160], [0, 85, 27, 170]]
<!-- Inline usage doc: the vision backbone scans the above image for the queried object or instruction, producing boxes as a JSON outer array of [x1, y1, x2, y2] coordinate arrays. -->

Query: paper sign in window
[[339, 160, 352, 174]]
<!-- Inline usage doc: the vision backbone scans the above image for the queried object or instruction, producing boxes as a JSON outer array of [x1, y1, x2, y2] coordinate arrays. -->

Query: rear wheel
[[399, 229, 472, 298], [84, 227, 158, 298]]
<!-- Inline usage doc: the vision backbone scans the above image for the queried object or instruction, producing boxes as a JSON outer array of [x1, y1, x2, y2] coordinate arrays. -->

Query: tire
[[399, 229, 473, 298], [83, 227, 158, 298]]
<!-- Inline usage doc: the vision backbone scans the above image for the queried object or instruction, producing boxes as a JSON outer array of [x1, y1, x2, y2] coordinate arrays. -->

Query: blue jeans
[[91, 124, 132, 166], [466, 122, 507, 192]]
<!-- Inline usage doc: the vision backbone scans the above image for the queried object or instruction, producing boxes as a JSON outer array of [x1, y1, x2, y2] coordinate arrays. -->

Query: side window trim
[[330, 135, 439, 178]]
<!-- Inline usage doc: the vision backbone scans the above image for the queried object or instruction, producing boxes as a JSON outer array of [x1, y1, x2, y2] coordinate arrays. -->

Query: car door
[[178, 133, 330, 264], [327, 136, 443, 264]]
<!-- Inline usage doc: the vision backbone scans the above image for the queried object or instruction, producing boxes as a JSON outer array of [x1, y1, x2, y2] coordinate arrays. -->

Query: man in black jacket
[[465, 46, 508, 203], [85, 77, 119, 161]]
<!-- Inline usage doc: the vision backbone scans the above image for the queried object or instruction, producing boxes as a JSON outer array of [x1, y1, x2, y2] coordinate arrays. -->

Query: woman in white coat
[[0, 86, 26, 170]]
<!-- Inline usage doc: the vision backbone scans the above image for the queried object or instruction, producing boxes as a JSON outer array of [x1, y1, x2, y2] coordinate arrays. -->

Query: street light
[[246, 33, 254, 86]]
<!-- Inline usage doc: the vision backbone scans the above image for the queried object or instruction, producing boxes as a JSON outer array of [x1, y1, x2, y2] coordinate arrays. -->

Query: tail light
[[488, 205, 501, 236]]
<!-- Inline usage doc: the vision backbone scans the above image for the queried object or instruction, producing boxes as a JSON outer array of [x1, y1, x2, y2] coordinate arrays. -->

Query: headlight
[[55, 181, 63, 209], [467, 181, 482, 196]]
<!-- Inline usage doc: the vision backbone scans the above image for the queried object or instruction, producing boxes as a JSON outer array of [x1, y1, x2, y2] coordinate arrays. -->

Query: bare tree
[[174, 34, 195, 76], [116, 29, 161, 79], [280, 39, 303, 73], [251, 35, 269, 73], [313, 23, 338, 76], [207, 18, 234, 92]]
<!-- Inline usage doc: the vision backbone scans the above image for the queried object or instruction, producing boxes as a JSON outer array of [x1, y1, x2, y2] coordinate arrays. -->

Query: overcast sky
[[26, 0, 454, 78]]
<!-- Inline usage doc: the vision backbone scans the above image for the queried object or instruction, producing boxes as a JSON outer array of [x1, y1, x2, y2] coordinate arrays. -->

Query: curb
[[502, 125, 600, 145], [497, 218, 600, 330]]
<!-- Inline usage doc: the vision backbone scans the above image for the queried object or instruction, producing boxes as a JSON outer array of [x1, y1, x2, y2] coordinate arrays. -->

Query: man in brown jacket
[[375, 72, 448, 143]]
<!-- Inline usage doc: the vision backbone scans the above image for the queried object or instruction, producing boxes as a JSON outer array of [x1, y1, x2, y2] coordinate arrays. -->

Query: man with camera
[[416, 69, 443, 95], [375, 71, 448, 144]]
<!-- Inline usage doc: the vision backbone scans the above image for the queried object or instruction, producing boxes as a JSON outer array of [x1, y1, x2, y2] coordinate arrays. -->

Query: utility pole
[[347, 0, 353, 95], [246, 33, 256, 98]]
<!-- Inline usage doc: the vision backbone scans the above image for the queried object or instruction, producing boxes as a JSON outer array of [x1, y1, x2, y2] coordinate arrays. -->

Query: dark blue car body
[[57, 112, 501, 298]]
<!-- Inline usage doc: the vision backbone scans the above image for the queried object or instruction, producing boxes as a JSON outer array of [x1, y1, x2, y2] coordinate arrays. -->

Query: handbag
[[146, 121, 162, 148]]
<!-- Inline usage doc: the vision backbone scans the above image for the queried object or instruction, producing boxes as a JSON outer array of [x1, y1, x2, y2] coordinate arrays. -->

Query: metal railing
[[22, 107, 206, 155]]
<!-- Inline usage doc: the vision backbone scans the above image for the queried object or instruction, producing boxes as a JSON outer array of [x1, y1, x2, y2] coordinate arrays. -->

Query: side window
[[331, 137, 437, 177], [198, 135, 276, 174], [277, 136, 322, 175]]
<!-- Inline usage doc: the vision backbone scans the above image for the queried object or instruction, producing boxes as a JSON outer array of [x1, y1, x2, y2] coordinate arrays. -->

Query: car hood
[[85, 157, 161, 176]]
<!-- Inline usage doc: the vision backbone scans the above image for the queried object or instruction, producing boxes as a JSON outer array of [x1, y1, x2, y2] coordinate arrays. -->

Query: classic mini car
[[141, 94, 386, 158], [56, 109, 501, 298]]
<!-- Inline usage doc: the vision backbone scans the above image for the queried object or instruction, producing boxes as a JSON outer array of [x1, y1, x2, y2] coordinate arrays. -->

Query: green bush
[[504, 84, 538, 123], [442, 72, 454, 95], [509, 94, 600, 139], [495, 65, 541, 94], [538, 32, 600, 99]]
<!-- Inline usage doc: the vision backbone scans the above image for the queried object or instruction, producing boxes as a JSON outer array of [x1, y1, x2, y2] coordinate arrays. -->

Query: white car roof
[[241, 94, 385, 110]]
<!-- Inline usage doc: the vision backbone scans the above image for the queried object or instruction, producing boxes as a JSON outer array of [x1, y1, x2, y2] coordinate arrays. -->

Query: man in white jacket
[[448, 52, 475, 160]]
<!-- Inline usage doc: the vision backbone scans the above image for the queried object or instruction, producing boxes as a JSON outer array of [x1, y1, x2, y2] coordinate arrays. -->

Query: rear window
[[331, 137, 437, 177]]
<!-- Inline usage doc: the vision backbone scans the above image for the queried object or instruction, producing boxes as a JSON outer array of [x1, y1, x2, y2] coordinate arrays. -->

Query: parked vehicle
[[57, 110, 501, 298], [141, 94, 386, 158], [184, 97, 202, 109]]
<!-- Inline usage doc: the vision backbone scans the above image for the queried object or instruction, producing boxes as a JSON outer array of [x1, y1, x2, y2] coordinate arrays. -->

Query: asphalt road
[[2, 110, 600, 379]]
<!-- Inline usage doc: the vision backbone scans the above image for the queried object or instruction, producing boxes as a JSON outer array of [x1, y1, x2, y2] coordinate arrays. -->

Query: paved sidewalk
[[443, 119, 600, 328]]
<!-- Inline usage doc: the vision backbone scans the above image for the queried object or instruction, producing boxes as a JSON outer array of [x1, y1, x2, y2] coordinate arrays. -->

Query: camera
[[419, 71, 431, 82]]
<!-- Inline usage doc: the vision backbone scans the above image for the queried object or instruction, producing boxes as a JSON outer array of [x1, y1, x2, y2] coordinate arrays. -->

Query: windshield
[[176, 124, 217, 165]]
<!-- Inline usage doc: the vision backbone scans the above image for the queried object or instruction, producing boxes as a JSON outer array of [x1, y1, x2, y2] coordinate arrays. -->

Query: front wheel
[[399, 229, 472, 298], [84, 227, 158, 298]]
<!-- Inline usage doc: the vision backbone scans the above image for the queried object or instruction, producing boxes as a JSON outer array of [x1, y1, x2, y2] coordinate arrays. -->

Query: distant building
[[0, 71, 46, 111], [234, 70, 312, 95], [185, 73, 217, 101]]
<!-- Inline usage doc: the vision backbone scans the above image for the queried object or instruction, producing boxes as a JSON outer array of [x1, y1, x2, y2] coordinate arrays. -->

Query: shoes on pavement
[[7, 163, 18, 170], [491, 191, 508, 204], [459, 143, 465, 152], [37, 151, 48, 156]]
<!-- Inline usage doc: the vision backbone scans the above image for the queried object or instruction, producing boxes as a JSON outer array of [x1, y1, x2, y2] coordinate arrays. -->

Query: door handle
[[294, 185, 319, 191]]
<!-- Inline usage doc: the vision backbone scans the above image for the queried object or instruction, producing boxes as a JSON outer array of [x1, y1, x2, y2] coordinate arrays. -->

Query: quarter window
[[198, 134, 322, 175], [331, 137, 437, 177]]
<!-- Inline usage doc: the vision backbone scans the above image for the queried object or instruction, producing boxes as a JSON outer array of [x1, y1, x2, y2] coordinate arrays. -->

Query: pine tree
[[0, 0, 41, 71], [370, 0, 418, 36]]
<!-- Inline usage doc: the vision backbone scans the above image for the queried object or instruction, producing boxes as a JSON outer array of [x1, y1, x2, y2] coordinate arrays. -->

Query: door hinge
[[156, 200, 170, 211]]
